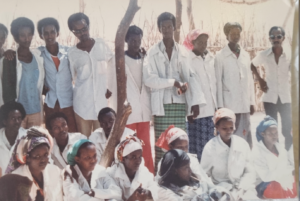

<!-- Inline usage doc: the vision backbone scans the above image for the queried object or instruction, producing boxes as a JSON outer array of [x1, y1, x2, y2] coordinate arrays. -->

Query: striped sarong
[[154, 103, 186, 173]]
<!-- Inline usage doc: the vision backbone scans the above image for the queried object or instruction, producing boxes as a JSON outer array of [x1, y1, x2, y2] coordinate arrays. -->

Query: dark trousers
[[263, 97, 292, 150]]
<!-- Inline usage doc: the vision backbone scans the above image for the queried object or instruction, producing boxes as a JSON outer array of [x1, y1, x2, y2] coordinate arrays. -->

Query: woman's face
[[169, 138, 189, 153], [75, 144, 97, 172], [262, 125, 278, 146], [122, 149, 143, 173], [27, 144, 50, 172], [175, 162, 191, 183], [216, 119, 234, 142], [50, 117, 69, 142], [192, 34, 208, 54]]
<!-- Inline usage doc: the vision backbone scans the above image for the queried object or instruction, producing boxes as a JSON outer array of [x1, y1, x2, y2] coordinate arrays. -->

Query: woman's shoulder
[[46, 163, 61, 174], [157, 186, 181, 201]]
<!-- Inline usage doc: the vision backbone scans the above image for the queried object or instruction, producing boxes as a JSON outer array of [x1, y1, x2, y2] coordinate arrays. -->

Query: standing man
[[214, 22, 255, 147], [108, 25, 153, 173], [251, 26, 292, 150], [68, 13, 112, 137], [143, 12, 206, 170]]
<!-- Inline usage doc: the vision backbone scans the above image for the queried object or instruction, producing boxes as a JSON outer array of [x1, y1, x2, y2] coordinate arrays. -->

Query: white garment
[[252, 47, 291, 104], [107, 55, 151, 125], [214, 45, 255, 113], [12, 164, 63, 201], [190, 51, 217, 118], [252, 141, 294, 190], [126, 56, 143, 91], [0, 127, 27, 176], [51, 132, 87, 169], [143, 41, 206, 116], [68, 38, 113, 120], [89, 127, 135, 163], [106, 163, 158, 201], [201, 135, 256, 199], [0, 48, 45, 118], [63, 164, 122, 201]]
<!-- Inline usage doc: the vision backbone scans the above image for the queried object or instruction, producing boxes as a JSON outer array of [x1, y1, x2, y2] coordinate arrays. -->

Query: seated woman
[[253, 116, 297, 199], [158, 149, 229, 201], [106, 135, 158, 201], [46, 112, 86, 169], [201, 108, 258, 200], [63, 139, 122, 201], [5, 126, 63, 201]]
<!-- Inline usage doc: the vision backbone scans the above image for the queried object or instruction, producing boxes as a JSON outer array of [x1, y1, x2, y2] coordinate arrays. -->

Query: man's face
[[40, 24, 58, 46], [49, 117, 69, 143], [0, 30, 7, 49], [127, 34, 142, 54], [192, 34, 208, 54], [16, 27, 33, 48], [100, 112, 116, 137], [71, 19, 90, 42], [269, 28, 285, 48], [3, 110, 23, 133], [159, 20, 174, 40], [227, 27, 241, 44]]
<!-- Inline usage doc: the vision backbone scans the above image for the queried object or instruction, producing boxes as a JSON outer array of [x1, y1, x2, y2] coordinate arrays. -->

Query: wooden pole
[[174, 0, 182, 43], [186, 0, 195, 31]]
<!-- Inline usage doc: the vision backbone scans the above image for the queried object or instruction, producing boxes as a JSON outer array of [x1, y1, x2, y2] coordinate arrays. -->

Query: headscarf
[[213, 108, 236, 129], [116, 135, 144, 162], [5, 127, 53, 174], [67, 139, 91, 166], [183, 29, 209, 50], [156, 125, 189, 151], [0, 174, 33, 201], [256, 115, 278, 142]]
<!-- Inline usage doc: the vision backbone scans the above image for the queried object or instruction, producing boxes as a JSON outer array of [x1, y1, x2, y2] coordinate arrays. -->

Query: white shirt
[[89, 127, 135, 163], [51, 132, 87, 169], [252, 141, 294, 190], [0, 127, 27, 176], [12, 164, 63, 201], [201, 135, 256, 192], [106, 163, 158, 201], [252, 47, 291, 104], [107, 55, 152, 125], [214, 45, 255, 113], [63, 164, 122, 201], [143, 41, 206, 116], [68, 38, 113, 120], [190, 51, 217, 118]]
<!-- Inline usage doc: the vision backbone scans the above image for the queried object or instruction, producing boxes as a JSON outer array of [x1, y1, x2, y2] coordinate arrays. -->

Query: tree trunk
[[99, 0, 140, 168], [186, 0, 195, 31], [174, 0, 182, 43]]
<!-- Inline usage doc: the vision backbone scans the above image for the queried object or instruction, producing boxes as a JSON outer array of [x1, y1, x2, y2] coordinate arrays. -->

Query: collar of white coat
[[257, 140, 285, 156], [265, 47, 287, 57], [189, 50, 213, 61], [38, 43, 68, 56], [114, 163, 143, 188], [215, 134, 245, 154], [0, 127, 27, 148], [148, 40, 188, 58], [74, 164, 106, 189], [52, 133, 73, 153], [18, 164, 50, 185], [90, 128, 108, 144], [222, 44, 246, 58]]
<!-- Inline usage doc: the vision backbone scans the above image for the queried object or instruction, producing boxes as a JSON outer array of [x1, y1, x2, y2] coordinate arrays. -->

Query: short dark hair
[[223, 22, 242, 36], [269, 26, 285, 36], [97, 107, 116, 123], [0, 101, 26, 127], [76, 141, 95, 157], [10, 17, 35, 40], [37, 17, 60, 35], [125, 25, 143, 42], [45, 112, 68, 131], [67, 12, 90, 31], [157, 12, 176, 29], [0, 23, 8, 36]]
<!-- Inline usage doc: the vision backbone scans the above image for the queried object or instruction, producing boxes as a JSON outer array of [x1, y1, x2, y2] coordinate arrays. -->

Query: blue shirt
[[18, 56, 41, 115], [39, 44, 73, 109]]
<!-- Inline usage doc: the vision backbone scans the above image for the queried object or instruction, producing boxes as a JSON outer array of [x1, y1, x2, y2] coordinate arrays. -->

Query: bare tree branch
[[187, 0, 195, 31], [174, 0, 182, 43]]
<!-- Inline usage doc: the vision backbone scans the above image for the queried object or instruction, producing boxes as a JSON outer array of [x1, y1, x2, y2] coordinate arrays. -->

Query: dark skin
[[173, 162, 192, 187], [40, 24, 59, 56], [169, 137, 189, 153], [125, 34, 146, 59], [159, 20, 200, 121], [15, 27, 33, 63], [216, 119, 235, 147], [261, 125, 279, 155], [251, 28, 285, 93], [99, 112, 116, 139], [3, 110, 23, 146], [49, 117, 69, 153]]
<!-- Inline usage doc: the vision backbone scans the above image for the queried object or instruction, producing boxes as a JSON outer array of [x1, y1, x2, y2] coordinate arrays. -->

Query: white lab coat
[[106, 163, 158, 201], [51, 132, 87, 169], [214, 45, 255, 113], [201, 135, 257, 200], [0, 127, 27, 176], [89, 127, 135, 163], [12, 164, 63, 201], [107, 55, 152, 125], [0, 48, 45, 118], [143, 41, 206, 116], [252, 141, 294, 190], [63, 164, 122, 201]]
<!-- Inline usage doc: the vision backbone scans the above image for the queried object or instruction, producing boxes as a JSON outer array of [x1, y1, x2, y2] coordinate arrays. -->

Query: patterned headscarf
[[67, 139, 91, 166], [115, 135, 144, 162], [213, 108, 236, 129], [183, 29, 209, 50], [5, 127, 53, 174], [156, 125, 189, 151], [256, 115, 278, 142]]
